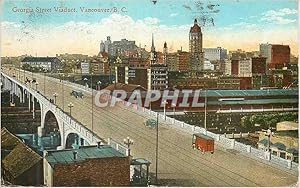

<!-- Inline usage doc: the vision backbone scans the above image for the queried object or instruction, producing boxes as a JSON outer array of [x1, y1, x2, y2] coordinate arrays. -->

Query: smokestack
[[73, 151, 78, 160]]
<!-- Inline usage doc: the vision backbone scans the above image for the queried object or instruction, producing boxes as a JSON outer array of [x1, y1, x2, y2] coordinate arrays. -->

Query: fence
[[107, 138, 129, 156]]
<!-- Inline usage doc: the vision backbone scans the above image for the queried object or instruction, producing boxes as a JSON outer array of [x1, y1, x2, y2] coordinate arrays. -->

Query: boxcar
[[192, 133, 214, 154]]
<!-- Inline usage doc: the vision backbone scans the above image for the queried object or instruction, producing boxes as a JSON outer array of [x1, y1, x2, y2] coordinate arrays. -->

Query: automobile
[[144, 119, 157, 129], [70, 90, 84, 98]]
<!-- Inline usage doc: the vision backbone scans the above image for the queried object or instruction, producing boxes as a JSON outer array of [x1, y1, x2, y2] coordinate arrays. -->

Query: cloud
[[261, 8, 297, 25], [1, 13, 298, 56], [169, 13, 178, 17]]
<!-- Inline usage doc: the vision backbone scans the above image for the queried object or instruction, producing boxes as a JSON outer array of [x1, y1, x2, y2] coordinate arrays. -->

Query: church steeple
[[151, 33, 155, 52], [150, 34, 157, 64]]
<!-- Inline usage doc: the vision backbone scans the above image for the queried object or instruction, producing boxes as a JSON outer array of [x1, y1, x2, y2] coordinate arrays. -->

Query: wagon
[[144, 119, 157, 129], [192, 133, 214, 154]]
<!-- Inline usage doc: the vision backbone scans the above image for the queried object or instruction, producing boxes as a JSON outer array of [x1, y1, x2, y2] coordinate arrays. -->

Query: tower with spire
[[163, 41, 168, 65], [150, 34, 157, 65], [189, 18, 204, 71], [149, 34, 168, 90]]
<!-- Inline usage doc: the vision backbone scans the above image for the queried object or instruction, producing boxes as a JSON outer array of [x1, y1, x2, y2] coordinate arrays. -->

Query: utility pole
[[204, 89, 207, 131], [155, 112, 159, 185]]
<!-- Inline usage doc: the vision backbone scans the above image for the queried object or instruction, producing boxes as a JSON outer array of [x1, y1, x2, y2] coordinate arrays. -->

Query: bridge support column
[[22, 88, 25, 103], [247, 145, 251, 153], [28, 93, 31, 112], [57, 123, 66, 150], [32, 96, 35, 119], [37, 126, 45, 149], [231, 139, 235, 149], [265, 151, 271, 161]]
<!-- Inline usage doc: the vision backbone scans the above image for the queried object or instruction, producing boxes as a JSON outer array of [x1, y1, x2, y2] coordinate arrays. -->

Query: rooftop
[[45, 145, 127, 166], [1, 127, 22, 151], [2, 143, 42, 179], [276, 121, 298, 131], [190, 19, 202, 33], [194, 133, 214, 141], [21, 56, 59, 62], [105, 83, 147, 92]]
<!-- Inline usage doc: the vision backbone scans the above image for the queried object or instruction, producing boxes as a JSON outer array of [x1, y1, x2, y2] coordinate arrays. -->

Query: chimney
[[73, 151, 78, 160]]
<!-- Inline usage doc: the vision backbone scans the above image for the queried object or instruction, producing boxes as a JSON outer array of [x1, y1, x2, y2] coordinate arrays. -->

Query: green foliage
[[241, 112, 298, 129]]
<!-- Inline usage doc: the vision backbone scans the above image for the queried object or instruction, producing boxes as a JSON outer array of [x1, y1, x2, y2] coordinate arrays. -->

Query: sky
[[1, 0, 298, 57]]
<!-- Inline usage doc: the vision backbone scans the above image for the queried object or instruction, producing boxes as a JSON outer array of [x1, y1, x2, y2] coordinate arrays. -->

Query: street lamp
[[53, 93, 58, 105], [155, 112, 159, 185], [43, 69, 47, 95], [123, 136, 134, 156], [35, 82, 39, 91], [113, 80, 116, 90], [171, 102, 176, 117], [162, 100, 168, 120], [83, 77, 88, 88], [204, 89, 207, 130], [265, 128, 272, 152], [68, 102, 74, 116], [97, 81, 102, 90]]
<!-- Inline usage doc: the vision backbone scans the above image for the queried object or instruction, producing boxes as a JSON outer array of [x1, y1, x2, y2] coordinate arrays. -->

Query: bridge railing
[[120, 101, 298, 172], [107, 138, 129, 156]]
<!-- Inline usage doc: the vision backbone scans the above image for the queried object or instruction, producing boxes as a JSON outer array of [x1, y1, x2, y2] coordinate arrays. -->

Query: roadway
[[3, 68, 298, 186]]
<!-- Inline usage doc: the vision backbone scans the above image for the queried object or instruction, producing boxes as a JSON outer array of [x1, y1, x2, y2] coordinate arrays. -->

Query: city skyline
[[1, 0, 298, 56]]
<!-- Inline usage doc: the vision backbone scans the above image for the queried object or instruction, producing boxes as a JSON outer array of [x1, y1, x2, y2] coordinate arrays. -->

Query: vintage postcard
[[1, 0, 298, 187]]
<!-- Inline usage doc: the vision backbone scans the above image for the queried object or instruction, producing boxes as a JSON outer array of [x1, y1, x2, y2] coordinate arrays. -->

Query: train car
[[192, 133, 214, 154]]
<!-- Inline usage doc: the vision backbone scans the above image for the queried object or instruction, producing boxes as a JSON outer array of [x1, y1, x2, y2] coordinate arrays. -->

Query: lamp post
[[83, 77, 88, 88], [172, 103, 176, 117], [97, 81, 102, 90], [265, 128, 272, 160], [113, 80, 116, 90], [123, 136, 134, 156], [53, 93, 58, 105], [91, 74, 94, 134], [35, 82, 39, 91], [61, 74, 65, 111], [204, 89, 207, 131], [155, 112, 159, 185], [43, 69, 47, 95], [162, 100, 168, 120], [68, 102, 74, 116]]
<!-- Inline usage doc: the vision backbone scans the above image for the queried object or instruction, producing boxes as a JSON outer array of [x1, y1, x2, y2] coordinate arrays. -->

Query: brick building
[[270, 45, 290, 69], [251, 57, 267, 74], [177, 50, 190, 71], [43, 145, 130, 187], [259, 43, 290, 69], [231, 59, 239, 75]]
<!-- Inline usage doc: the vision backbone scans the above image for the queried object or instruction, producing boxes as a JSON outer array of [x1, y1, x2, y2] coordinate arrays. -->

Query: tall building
[[110, 39, 137, 56], [166, 53, 178, 71], [251, 57, 267, 75], [239, 58, 252, 77], [163, 41, 168, 65], [189, 19, 204, 71], [203, 47, 227, 61], [259, 43, 290, 69], [177, 50, 189, 72], [149, 34, 168, 90], [104, 36, 111, 54], [100, 40, 105, 53]]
